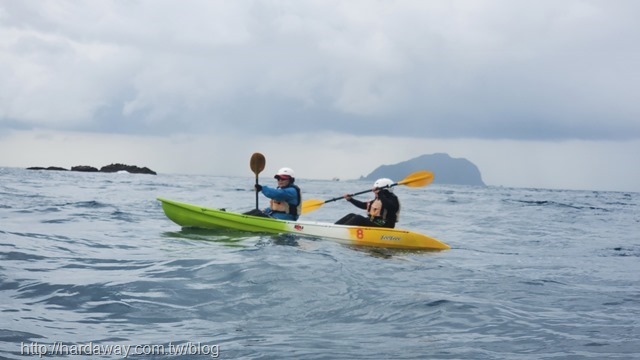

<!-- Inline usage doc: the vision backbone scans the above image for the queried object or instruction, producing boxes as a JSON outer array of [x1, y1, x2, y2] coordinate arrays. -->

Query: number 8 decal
[[356, 228, 364, 239]]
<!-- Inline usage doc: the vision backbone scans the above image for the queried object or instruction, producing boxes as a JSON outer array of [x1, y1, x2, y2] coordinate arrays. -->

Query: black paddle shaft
[[324, 182, 398, 204]]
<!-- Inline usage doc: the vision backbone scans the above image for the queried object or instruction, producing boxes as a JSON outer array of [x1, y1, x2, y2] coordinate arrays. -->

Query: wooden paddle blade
[[301, 199, 326, 214], [250, 152, 266, 175], [398, 170, 434, 187]]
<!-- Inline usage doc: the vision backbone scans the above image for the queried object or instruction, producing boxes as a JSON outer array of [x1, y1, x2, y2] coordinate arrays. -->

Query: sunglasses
[[274, 176, 291, 181]]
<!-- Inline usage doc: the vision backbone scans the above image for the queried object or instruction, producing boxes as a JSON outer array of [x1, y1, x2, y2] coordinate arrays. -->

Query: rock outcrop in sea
[[362, 153, 485, 186], [27, 163, 157, 175]]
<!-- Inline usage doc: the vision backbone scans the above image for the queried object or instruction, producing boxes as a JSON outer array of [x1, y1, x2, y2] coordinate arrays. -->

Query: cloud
[[1, 1, 639, 192], [2, 0, 639, 141]]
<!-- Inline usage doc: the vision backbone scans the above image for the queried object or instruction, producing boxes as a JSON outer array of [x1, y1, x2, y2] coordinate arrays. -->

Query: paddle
[[250, 152, 266, 210], [301, 170, 434, 214]]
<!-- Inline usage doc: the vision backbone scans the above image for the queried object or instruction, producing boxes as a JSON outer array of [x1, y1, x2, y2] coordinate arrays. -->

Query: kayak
[[157, 197, 450, 251]]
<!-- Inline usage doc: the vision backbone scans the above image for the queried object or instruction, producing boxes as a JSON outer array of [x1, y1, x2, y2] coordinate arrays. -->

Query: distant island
[[27, 163, 157, 175], [362, 153, 485, 186]]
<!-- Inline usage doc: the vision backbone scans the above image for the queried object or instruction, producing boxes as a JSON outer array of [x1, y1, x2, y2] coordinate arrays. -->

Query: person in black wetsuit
[[334, 178, 400, 228]]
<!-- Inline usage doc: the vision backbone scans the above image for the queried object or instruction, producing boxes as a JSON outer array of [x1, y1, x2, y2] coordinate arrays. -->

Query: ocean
[[1, 167, 638, 359]]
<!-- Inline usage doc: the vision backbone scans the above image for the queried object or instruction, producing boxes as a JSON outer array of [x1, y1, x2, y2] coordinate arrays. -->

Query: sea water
[[0, 167, 638, 359]]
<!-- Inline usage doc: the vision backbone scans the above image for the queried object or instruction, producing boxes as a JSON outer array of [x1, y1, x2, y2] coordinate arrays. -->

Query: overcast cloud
[[1, 0, 639, 192]]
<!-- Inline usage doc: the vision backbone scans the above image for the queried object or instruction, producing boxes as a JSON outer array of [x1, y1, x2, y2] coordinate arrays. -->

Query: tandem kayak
[[157, 197, 450, 251]]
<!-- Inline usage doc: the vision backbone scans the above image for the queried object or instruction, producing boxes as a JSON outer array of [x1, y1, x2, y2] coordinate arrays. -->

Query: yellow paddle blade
[[398, 170, 434, 187], [301, 199, 326, 214]]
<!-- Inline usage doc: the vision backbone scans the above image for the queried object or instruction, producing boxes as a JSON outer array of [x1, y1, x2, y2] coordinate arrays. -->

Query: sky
[[1, 0, 639, 192]]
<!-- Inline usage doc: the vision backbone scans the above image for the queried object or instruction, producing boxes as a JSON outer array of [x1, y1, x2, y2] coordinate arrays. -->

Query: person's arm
[[261, 186, 298, 204], [345, 195, 368, 210]]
